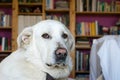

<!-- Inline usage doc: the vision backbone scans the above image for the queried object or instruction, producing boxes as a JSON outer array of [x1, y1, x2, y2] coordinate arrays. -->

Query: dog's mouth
[[46, 63, 67, 68]]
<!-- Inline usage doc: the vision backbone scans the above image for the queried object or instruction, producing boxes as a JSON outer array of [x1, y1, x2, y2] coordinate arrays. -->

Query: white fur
[[0, 20, 75, 80]]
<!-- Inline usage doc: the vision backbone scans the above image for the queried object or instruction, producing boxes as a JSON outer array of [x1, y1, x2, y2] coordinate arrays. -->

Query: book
[[55, 0, 69, 10], [115, 1, 120, 12], [76, 50, 80, 71], [0, 12, 11, 27], [110, 26, 118, 35], [46, 0, 54, 10], [75, 50, 90, 71], [0, 37, 2, 51]]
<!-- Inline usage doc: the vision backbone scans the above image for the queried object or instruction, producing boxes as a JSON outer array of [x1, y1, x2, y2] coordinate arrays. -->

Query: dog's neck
[[46, 73, 55, 80], [46, 73, 67, 80]]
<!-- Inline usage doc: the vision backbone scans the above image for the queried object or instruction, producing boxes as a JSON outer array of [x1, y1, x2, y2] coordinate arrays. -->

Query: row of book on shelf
[[19, 6, 42, 13], [0, 37, 11, 51], [46, 14, 69, 27], [76, 21, 100, 36], [76, 21, 120, 36], [0, 11, 11, 27], [18, 14, 69, 34], [46, 0, 69, 10], [0, 11, 69, 29], [18, 15, 42, 34], [76, 0, 120, 12], [76, 50, 90, 71]]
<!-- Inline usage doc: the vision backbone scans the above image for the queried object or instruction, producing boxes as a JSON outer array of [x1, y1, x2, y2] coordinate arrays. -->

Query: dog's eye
[[62, 33, 68, 39], [42, 33, 51, 39]]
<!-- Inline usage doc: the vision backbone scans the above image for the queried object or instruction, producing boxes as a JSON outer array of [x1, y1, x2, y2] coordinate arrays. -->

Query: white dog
[[0, 20, 75, 80]]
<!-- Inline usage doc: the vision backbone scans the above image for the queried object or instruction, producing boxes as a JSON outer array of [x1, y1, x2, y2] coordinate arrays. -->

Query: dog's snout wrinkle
[[57, 42, 62, 48]]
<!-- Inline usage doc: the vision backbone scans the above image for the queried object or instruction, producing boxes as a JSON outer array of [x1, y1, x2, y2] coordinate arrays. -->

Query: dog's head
[[17, 20, 75, 78]]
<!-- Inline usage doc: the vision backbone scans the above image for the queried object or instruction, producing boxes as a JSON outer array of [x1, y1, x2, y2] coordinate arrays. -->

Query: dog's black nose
[[55, 48, 67, 63]]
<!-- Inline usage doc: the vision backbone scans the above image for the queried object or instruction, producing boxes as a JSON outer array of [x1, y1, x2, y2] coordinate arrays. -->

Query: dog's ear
[[17, 27, 33, 48], [69, 32, 75, 52], [67, 29, 75, 52]]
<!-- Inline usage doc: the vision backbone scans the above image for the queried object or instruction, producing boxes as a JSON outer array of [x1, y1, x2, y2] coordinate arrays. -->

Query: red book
[[0, 37, 2, 51]]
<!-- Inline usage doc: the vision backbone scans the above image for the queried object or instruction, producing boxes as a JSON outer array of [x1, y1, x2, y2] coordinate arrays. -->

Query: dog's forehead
[[33, 20, 67, 34]]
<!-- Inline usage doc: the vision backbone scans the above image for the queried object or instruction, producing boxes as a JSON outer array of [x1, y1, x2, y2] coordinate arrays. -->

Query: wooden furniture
[[75, 0, 120, 79], [0, 1, 14, 61], [0, 0, 120, 79]]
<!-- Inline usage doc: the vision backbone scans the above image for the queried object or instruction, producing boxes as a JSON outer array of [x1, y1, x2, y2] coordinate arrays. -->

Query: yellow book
[[91, 22, 96, 36]]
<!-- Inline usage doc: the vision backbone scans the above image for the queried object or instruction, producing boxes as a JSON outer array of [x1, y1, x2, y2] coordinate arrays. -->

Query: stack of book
[[76, 37, 90, 48]]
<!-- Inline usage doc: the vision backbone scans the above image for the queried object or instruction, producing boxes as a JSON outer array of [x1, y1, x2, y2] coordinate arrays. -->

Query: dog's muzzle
[[55, 48, 67, 64]]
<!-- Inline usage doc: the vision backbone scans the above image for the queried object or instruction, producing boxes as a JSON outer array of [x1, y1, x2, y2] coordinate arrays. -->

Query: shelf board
[[0, 27, 12, 29], [0, 3, 12, 6], [76, 35, 102, 38], [45, 9, 69, 13], [0, 3, 12, 7], [76, 71, 89, 74], [0, 50, 12, 53], [19, 12, 42, 15], [76, 12, 120, 15], [19, 3, 42, 6], [75, 45, 91, 49]]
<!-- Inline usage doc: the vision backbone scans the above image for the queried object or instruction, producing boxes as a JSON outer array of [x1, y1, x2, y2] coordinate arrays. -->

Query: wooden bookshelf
[[76, 35, 102, 38], [0, 3, 12, 6], [18, 13, 42, 15], [0, 50, 12, 53], [45, 9, 69, 12], [19, 3, 42, 6], [76, 12, 120, 15], [75, 0, 120, 79], [0, 0, 43, 60], [0, 27, 12, 29], [75, 45, 91, 49], [76, 71, 89, 74], [0, 1, 13, 61], [0, 53, 11, 62]]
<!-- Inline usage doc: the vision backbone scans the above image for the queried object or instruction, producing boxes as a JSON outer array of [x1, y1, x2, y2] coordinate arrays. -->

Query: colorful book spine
[[0, 37, 11, 51]]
